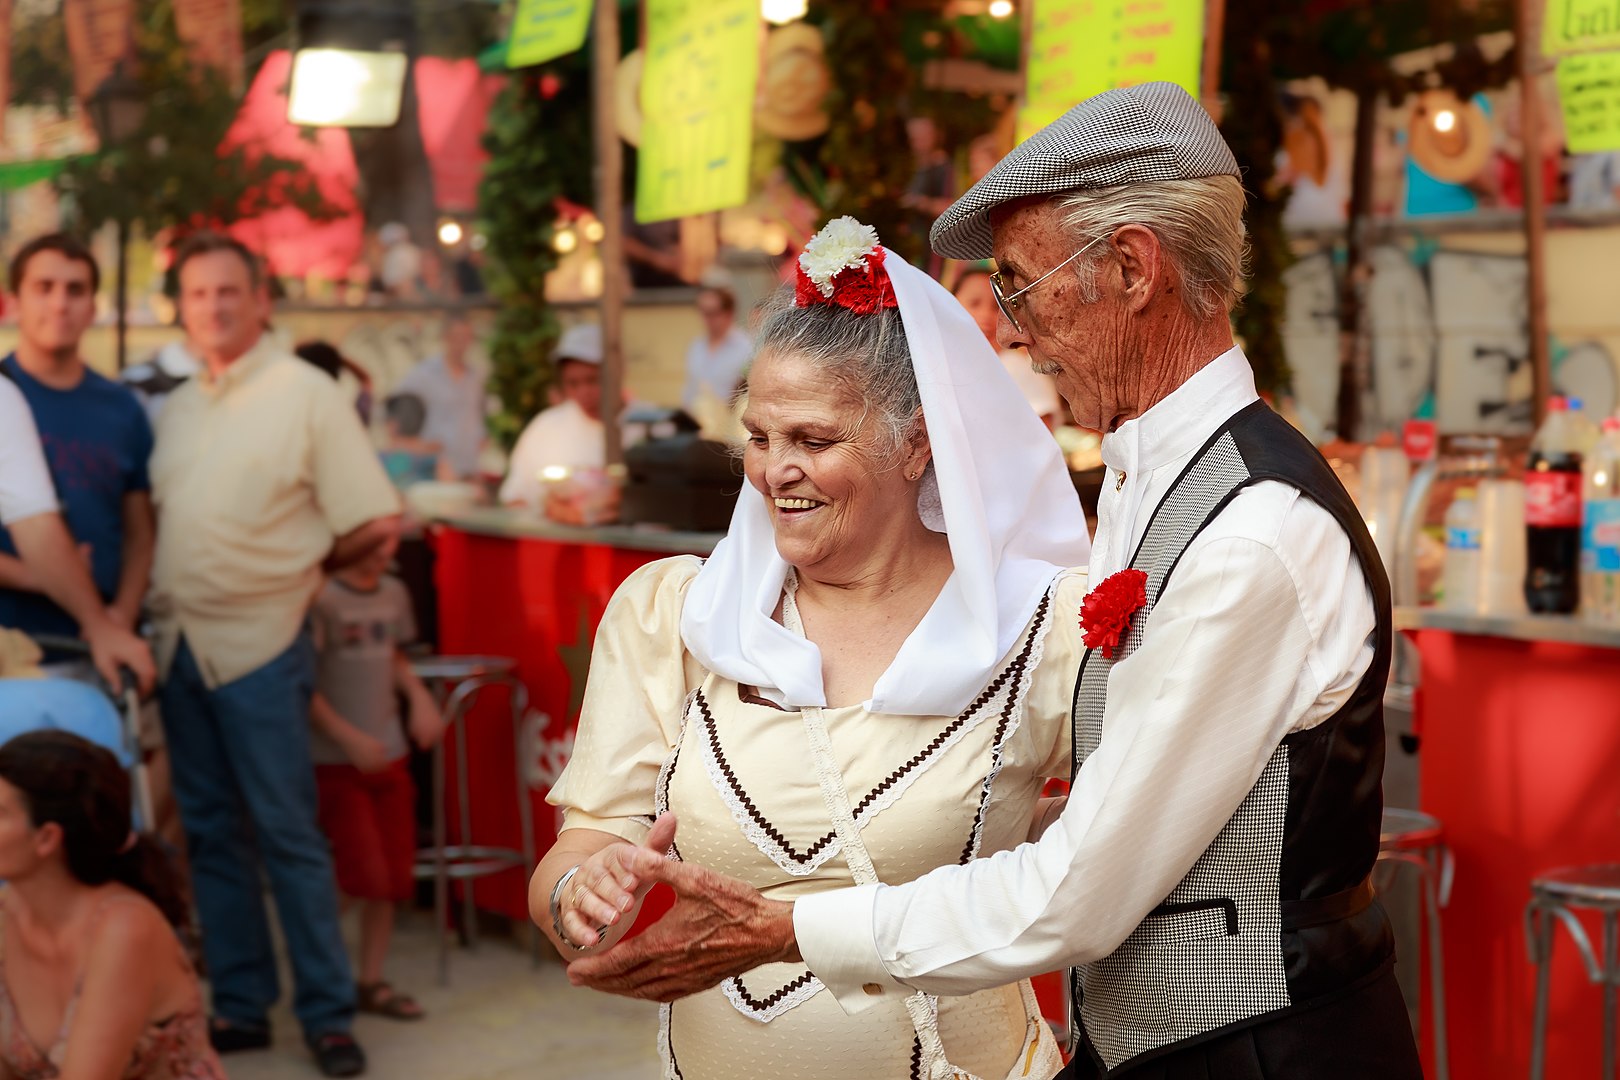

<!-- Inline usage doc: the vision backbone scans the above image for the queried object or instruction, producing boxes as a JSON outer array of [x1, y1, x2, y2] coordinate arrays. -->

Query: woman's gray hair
[[748, 288, 921, 462], [1053, 173, 1248, 319]]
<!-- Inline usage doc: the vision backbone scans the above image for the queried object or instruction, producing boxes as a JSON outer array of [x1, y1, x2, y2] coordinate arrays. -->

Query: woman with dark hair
[[0, 730, 224, 1079]]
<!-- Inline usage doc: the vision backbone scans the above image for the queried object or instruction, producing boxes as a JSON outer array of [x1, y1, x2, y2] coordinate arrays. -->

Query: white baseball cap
[[555, 323, 603, 365]]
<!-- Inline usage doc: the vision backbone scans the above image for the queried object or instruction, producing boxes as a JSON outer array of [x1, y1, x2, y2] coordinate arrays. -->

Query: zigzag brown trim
[[723, 970, 817, 1013], [960, 591, 1051, 864]]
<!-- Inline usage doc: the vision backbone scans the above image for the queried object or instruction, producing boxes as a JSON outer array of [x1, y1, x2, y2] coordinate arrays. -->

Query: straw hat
[[754, 23, 830, 142], [616, 49, 644, 146], [1407, 90, 1492, 185]]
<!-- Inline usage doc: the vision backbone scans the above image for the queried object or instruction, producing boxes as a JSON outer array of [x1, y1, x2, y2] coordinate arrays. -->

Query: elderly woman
[[531, 219, 1090, 1080]]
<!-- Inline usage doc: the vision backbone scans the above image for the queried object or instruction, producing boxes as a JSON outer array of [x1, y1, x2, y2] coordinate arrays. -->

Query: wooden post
[[1200, 0, 1226, 108], [592, 0, 626, 466], [1334, 82, 1378, 443], [1517, 0, 1552, 427], [115, 217, 130, 371]]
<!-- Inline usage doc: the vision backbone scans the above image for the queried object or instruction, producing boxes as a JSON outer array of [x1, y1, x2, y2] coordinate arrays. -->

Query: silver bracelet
[[549, 865, 607, 952]]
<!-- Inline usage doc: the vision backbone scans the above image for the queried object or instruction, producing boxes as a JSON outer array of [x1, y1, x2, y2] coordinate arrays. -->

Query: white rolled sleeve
[[0, 379, 57, 525]]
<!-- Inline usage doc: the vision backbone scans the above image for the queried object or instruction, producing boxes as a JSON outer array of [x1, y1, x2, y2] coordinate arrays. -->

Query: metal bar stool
[[1525, 866, 1620, 1080], [1377, 807, 1454, 1080], [409, 655, 536, 986]]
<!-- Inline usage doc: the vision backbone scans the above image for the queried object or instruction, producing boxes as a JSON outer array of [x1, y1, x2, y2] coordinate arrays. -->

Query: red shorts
[[315, 760, 418, 902]]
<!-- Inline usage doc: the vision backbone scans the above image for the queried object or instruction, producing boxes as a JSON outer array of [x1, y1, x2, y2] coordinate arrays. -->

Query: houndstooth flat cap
[[931, 82, 1239, 261]]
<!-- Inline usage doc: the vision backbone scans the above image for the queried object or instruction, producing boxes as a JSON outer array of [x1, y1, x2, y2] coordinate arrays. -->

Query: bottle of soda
[[1443, 486, 1483, 613], [1525, 396, 1584, 614], [1582, 416, 1620, 623]]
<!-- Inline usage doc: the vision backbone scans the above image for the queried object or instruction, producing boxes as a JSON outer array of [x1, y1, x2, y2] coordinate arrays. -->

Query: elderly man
[[561, 84, 1419, 1079], [150, 232, 400, 1077]]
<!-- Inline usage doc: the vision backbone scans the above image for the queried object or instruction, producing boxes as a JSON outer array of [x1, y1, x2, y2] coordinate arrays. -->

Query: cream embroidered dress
[[549, 557, 1087, 1080]]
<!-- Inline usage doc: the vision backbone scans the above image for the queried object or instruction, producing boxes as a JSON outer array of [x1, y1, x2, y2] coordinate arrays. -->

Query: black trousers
[[1055, 967, 1422, 1080]]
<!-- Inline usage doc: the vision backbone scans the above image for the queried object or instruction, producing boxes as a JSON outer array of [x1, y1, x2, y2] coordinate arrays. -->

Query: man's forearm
[[325, 514, 402, 572], [9, 513, 107, 625], [0, 551, 39, 592]]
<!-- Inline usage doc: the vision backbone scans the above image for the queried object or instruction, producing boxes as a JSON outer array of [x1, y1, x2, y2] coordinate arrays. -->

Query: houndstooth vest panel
[[1069, 401, 1394, 1075]]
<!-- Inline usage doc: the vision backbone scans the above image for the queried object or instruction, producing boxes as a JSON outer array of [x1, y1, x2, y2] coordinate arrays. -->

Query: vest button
[[862, 983, 884, 996]]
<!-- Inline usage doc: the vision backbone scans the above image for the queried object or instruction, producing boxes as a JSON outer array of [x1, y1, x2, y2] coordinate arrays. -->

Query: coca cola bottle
[[1524, 396, 1584, 614]]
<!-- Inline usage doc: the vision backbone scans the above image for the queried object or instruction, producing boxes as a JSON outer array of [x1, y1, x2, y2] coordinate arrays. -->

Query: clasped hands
[[561, 813, 802, 1002]]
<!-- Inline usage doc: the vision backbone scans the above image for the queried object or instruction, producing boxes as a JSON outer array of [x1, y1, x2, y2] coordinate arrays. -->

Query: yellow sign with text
[[507, 0, 591, 69], [1558, 50, 1620, 151], [1019, 0, 1204, 141], [635, 0, 760, 223], [1544, 0, 1620, 55]]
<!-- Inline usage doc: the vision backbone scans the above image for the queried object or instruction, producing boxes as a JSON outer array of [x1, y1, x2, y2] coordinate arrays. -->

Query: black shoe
[[309, 1032, 367, 1078], [209, 1018, 272, 1053]]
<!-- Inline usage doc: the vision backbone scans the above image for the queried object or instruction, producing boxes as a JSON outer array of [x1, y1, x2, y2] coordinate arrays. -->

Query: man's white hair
[[1053, 174, 1248, 319]]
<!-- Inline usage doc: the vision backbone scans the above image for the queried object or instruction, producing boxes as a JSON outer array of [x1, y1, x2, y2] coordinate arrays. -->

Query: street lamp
[[87, 59, 147, 145], [87, 58, 148, 372]]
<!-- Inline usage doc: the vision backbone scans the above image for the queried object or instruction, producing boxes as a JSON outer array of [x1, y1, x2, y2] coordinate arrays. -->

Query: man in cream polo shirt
[[149, 233, 400, 1077]]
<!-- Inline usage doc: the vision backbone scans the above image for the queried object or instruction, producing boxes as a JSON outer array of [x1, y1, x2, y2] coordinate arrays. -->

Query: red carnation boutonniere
[[1080, 569, 1149, 660]]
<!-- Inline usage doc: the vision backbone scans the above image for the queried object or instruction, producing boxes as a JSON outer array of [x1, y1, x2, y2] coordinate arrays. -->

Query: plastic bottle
[[1524, 396, 1584, 614], [1443, 487, 1483, 613], [1582, 416, 1620, 623], [1567, 397, 1601, 455], [1478, 477, 1528, 615], [1359, 433, 1409, 581]]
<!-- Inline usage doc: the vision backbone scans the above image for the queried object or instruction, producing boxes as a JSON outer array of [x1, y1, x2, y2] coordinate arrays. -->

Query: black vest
[[1069, 400, 1395, 1075]]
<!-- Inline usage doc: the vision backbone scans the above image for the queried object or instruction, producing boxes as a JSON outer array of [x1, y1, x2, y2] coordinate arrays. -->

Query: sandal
[[356, 981, 425, 1021]]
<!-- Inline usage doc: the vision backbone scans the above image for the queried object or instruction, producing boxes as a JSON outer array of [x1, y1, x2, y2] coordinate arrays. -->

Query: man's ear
[[1109, 225, 1165, 314]]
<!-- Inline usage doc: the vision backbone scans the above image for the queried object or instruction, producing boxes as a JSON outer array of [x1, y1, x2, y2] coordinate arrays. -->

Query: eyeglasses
[[989, 236, 1105, 334]]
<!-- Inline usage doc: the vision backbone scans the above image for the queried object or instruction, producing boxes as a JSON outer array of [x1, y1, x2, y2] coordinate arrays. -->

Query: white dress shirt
[[0, 377, 56, 525], [498, 401, 606, 507], [397, 354, 489, 479], [793, 346, 1377, 1010]]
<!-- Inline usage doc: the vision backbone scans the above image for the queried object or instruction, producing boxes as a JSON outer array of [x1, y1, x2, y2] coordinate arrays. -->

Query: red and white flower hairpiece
[[793, 216, 899, 315]]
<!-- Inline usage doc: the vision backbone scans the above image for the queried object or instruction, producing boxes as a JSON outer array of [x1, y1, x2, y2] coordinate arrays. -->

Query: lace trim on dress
[[657, 1002, 682, 1080], [959, 584, 1057, 865], [719, 969, 827, 1023]]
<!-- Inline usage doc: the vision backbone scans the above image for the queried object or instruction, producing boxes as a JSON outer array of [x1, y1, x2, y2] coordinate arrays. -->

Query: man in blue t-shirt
[[0, 234, 156, 645]]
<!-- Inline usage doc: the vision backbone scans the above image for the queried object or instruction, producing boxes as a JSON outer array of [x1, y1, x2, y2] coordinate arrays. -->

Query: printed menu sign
[[1020, 0, 1204, 141], [1543, 0, 1620, 56], [1557, 50, 1620, 151], [635, 0, 759, 223], [507, 0, 592, 69]]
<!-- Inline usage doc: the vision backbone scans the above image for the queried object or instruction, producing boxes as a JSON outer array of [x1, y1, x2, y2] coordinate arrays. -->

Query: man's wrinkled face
[[989, 199, 1131, 432]]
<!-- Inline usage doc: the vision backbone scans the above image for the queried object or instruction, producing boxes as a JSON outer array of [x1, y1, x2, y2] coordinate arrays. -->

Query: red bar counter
[[1399, 608, 1620, 1080], [431, 510, 720, 922]]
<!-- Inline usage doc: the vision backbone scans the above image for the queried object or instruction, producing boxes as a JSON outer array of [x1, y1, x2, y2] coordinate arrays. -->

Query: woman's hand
[[1027, 795, 1067, 842], [560, 814, 678, 950]]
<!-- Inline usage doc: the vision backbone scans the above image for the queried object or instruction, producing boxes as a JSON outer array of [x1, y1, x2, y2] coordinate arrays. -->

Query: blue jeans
[[161, 632, 355, 1037]]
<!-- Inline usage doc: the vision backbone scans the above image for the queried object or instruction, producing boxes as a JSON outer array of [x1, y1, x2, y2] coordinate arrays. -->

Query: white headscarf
[[679, 246, 1090, 716]]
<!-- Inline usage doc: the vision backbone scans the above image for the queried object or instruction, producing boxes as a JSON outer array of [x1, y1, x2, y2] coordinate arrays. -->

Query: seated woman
[[532, 219, 1091, 1080], [0, 730, 224, 1080]]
